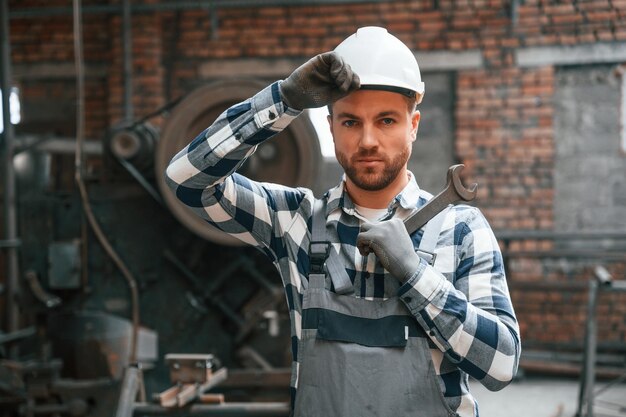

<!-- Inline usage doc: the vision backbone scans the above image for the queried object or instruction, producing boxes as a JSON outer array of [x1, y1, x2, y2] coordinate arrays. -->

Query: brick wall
[[107, 10, 165, 127], [510, 260, 626, 349], [456, 66, 555, 231], [5, 0, 626, 358]]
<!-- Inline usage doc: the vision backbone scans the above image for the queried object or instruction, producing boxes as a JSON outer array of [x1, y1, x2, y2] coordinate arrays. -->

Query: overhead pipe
[[15, 135, 102, 155], [0, 0, 21, 350], [9, 0, 388, 18]]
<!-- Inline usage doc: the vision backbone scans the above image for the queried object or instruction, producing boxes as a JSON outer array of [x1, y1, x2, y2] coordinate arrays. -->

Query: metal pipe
[[496, 230, 626, 240], [1, 0, 21, 348], [0, 326, 35, 344], [15, 135, 102, 155], [115, 365, 142, 417], [115, 156, 164, 206], [132, 402, 291, 416], [510, 0, 520, 25], [501, 250, 626, 260], [9, 0, 388, 18], [0, 238, 20, 248], [122, 0, 133, 122], [578, 279, 599, 417]]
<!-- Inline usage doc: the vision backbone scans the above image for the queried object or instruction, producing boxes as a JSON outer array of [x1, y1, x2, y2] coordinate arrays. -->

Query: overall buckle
[[309, 240, 331, 274], [416, 249, 437, 266]]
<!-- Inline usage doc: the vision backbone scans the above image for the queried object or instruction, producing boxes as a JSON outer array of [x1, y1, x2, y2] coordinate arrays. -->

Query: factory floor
[[470, 374, 626, 417]]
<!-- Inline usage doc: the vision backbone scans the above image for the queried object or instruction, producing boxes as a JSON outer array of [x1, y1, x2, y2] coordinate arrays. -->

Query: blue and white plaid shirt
[[165, 81, 521, 416]]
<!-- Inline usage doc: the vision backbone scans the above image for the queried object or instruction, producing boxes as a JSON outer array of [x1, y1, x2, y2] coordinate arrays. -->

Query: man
[[166, 26, 520, 417]]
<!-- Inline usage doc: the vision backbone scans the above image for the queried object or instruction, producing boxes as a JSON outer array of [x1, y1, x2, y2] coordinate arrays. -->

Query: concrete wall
[[555, 64, 626, 232]]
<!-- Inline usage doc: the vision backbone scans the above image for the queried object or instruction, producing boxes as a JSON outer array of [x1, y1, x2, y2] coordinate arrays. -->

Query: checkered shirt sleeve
[[164, 82, 305, 252], [398, 206, 521, 391]]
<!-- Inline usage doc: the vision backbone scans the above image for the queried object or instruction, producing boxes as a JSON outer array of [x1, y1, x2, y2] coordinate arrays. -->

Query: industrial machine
[[0, 76, 334, 416]]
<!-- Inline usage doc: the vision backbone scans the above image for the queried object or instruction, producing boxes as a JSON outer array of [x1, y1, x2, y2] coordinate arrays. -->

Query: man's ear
[[411, 110, 420, 142], [327, 114, 334, 140]]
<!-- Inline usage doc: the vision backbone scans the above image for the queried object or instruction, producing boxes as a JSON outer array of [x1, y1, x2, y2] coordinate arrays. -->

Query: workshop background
[[1, 0, 626, 416]]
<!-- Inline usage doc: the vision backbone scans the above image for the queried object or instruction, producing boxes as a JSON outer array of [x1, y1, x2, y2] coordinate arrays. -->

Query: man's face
[[328, 90, 420, 192]]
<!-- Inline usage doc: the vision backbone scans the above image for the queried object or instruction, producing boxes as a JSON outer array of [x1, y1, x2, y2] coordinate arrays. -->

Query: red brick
[[448, 39, 464, 50], [582, 0, 613, 12], [501, 37, 520, 47], [387, 22, 416, 32], [518, 5, 540, 17], [552, 13, 584, 24], [522, 84, 554, 96], [597, 30, 615, 41], [586, 10, 619, 21], [577, 32, 597, 43], [419, 20, 447, 32], [549, 4, 579, 14], [415, 11, 445, 21], [615, 28, 626, 40], [453, 18, 482, 30], [558, 33, 579, 44]]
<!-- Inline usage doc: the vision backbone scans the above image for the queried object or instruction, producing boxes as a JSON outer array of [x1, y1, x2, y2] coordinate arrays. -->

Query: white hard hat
[[334, 26, 425, 102]]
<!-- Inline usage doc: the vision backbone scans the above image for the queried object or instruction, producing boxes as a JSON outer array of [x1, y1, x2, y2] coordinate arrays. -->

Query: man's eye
[[342, 120, 357, 127], [381, 118, 395, 125]]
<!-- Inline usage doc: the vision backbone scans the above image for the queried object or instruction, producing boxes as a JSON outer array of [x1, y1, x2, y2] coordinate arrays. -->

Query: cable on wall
[[72, 0, 140, 364]]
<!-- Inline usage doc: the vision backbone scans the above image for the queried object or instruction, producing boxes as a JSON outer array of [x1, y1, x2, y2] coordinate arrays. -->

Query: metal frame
[[576, 267, 626, 417], [1, 0, 21, 350], [497, 231, 626, 264]]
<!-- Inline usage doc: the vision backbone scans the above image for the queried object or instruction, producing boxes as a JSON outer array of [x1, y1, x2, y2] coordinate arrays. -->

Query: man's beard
[[336, 146, 411, 191]]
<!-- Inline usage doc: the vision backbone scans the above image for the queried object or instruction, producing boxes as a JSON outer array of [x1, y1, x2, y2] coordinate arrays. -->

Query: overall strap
[[309, 198, 355, 294], [309, 198, 328, 290], [416, 206, 450, 266]]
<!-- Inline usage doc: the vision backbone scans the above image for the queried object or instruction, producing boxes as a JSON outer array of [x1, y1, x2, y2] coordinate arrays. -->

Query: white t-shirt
[[354, 204, 388, 223]]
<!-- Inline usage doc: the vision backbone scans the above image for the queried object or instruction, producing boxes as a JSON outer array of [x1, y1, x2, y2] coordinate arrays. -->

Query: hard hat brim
[[358, 75, 425, 96], [359, 85, 417, 98]]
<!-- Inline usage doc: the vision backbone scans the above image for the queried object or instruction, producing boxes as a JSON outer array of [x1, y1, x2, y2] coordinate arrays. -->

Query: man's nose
[[358, 124, 378, 149]]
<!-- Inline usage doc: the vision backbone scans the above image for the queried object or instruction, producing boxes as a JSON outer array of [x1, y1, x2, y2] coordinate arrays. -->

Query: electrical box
[[48, 240, 81, 289]]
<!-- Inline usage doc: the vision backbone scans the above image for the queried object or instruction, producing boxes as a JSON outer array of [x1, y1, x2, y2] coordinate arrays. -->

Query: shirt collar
[[324, 171, 425, 217]]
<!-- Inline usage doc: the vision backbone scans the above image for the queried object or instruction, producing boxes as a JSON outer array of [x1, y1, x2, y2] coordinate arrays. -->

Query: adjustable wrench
[[404, 164, 478, 234]]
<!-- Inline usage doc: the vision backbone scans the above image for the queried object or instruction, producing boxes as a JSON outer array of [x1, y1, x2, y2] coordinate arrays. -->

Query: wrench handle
[[404, 192, 456, 235]]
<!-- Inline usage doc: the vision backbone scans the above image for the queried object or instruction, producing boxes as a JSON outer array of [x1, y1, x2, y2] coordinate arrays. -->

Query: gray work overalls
[[293, 199, 456, 417]]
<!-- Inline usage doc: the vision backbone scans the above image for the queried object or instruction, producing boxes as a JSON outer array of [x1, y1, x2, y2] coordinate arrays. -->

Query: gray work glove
[[279, 51, 360, 110], [356, 218, 421, 283]]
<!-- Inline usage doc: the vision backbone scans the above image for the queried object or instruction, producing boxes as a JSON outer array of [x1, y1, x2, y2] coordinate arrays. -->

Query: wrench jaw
[[403, 163, 479, 234], [447, 164, 478, 202]]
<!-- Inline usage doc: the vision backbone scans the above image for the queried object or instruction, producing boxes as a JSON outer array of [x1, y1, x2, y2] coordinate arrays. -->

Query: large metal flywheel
[[155, 79, 321, 245]]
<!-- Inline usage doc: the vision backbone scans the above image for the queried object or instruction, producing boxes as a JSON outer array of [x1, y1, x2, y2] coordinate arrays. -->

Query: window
[[0, 87, 21, 134]]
